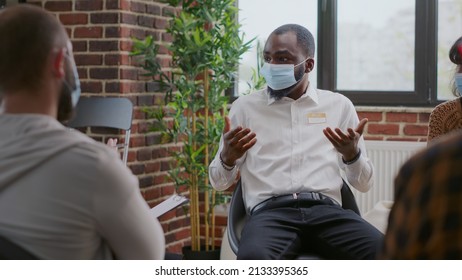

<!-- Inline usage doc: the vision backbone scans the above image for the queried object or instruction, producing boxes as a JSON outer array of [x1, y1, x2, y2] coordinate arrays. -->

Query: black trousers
[[237, 201, 384, 260]]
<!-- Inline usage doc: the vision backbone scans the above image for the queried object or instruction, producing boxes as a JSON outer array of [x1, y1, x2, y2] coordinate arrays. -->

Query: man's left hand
[[323, 118, 368, 162]]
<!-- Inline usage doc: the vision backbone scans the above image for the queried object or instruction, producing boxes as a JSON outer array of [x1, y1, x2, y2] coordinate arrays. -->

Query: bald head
[[0, 4, 68, 94]]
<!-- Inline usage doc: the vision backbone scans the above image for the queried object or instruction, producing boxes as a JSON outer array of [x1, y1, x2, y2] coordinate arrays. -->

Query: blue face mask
[[455, 73, 462, 96], [63, 53, 81, 107], [260, 58, 309, 90]]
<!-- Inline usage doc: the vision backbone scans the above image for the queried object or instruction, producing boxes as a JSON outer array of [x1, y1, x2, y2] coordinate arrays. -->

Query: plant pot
[[182, 246, 221, 260]]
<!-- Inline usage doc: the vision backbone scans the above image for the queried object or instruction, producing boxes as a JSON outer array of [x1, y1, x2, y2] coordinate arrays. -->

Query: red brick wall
[[358, 109, 431, 142], [27, 0, 432, 256]]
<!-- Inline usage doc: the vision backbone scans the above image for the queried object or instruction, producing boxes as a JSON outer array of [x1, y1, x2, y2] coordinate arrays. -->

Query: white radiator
[[352, 140, 426, 215]]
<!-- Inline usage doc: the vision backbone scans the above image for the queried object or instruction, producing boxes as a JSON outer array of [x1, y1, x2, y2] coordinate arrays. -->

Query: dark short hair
[[272, 24, 315, 58], [0, 4, 67, 93]]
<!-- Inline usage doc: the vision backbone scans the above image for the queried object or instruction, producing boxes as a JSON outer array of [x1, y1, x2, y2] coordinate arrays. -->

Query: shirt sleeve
[[338, 141, 374, 192], [93, 153, 165, 260], [209, 134, 240, 191], [209, 102, 244, 191], [338, 98, 374, 193]]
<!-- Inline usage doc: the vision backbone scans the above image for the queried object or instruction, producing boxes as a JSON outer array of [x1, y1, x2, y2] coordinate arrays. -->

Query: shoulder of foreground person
[[65, 131, 139, 190], [69, 130, 125, 162], [67, 132, 166, 259]]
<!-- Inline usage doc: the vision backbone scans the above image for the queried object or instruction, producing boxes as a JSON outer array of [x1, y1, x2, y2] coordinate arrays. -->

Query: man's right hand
[[220, 116, 257, 166]]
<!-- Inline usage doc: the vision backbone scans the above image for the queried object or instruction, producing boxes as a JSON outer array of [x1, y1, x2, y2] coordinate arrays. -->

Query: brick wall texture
[[28, 0, 430, 255], [359, 111, 430, 142]]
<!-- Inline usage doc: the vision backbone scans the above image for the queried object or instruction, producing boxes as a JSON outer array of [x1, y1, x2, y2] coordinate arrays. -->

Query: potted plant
[[131, 0, 252, 258], [242, 40, 266, 95]]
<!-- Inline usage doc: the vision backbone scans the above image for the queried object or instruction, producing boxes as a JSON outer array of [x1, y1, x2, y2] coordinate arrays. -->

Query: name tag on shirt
[[306, 113, 327, 124]]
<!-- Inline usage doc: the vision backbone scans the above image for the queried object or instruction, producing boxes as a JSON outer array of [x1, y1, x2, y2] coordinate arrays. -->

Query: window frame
[[317, 0, 438, 107]]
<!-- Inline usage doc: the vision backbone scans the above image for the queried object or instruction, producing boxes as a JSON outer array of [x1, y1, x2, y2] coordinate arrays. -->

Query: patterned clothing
[[382, 131, 462, 259], [427, 97, 462, 142]]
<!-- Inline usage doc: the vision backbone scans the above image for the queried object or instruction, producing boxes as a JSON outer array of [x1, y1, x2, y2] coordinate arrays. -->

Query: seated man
[[209, 24, 383, 259], [0, 5, 164, 259]]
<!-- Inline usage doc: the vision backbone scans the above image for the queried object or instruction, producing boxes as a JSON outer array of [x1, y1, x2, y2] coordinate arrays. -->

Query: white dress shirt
[[209, 86, 374, 212]]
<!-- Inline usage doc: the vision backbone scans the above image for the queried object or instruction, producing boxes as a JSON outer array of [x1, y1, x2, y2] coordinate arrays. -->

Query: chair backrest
[[227, 179, 360, 257], [227, 179, 247, 254], [340, 180, 361, 215], [67, 97, 133, 165], [0, 235, 38, 260]]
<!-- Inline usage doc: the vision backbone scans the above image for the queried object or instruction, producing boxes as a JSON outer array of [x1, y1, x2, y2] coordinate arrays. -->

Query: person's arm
[[339, 135, 374, 193], [209, 116, 256, 191], [94, 155, 165, 260], [323, 99, 373, 192], [209, 138, 240, 191]]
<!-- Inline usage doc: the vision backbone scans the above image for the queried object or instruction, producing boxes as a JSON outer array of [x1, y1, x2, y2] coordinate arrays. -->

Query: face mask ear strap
[[296, 57, 314, 74], [294, 57, 310, 68], [62, 51, 81, 107]]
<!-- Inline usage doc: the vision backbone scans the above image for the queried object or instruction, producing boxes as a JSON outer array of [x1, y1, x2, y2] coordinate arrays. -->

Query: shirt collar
[[266, 83, 319, 105]]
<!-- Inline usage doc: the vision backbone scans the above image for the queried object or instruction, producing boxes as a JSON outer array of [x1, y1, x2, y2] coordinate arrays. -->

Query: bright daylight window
[[239, 0, 462, 107], [337, 0, 415, 92], [237, 0, 318, 96]]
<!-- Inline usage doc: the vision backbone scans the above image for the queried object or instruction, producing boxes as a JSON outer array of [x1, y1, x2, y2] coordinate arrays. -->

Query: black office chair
[[67, 97, 133, 165], [0, 235, 38, 260], [227, 179, 361, 259]]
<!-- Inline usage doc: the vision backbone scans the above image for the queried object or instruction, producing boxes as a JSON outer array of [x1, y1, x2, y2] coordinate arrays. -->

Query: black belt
[[251, 192, 339, 215]]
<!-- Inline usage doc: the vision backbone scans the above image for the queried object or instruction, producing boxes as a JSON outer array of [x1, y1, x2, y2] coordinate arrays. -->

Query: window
[[237, 0, 318, 96], [336, 0, 415, 92], [318, 0, 462, 106], [319, 0, 437, 106], [238, 0, 462, 106]]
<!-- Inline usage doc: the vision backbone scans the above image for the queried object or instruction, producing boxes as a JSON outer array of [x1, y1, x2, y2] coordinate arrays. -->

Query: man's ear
[[52, 48, 66, 79], [305, 58, 315, 73]]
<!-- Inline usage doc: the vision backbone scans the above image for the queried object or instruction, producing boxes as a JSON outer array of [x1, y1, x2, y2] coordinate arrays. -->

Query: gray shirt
[[0, 114, 164, 259]]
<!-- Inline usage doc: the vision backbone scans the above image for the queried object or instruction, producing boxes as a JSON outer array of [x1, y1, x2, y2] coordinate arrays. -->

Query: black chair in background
[[227, 179, 361, 259], [0, 235, 38, 260], [67, 97, 133, 165]]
